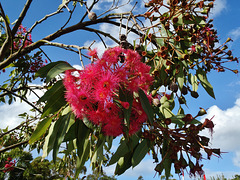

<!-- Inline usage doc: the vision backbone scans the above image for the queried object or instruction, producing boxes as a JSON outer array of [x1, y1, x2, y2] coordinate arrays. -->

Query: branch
[[81, 26, 119, 45], [0, 14, 146, 70], [0, 88, 42, 113], [12, 0, 33, 34], [0, 3, 13, 63], [0, 118, 35, 139], [0, 140, 29, 154]]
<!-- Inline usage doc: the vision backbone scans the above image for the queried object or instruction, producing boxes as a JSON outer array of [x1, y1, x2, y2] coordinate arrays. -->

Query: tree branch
[[0, 3, 13, 63], [0, 88, 42, 113], [0, 14, 146, 70], [12, 0, 33, 35], [0, 140, 29, 154]]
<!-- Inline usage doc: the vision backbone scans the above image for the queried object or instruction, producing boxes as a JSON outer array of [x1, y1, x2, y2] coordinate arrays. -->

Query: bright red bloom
[[88, 48, 98, 59], [64, 47, 153, 136], [191, 45, 196, 52]]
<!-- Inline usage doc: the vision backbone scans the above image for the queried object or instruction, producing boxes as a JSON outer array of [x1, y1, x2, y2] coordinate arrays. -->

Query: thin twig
[[41, 40, 91, 51], [0, 118, 36, 139], [0, 88, 42, 114], [61, 4, 77, 30], [95, 32, 107, 49]]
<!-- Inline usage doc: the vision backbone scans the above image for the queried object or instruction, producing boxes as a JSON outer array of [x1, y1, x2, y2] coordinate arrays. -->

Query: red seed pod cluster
[[152, 113, 220, 177], [63, 47, 153, 136], [142, 0, 238, 85]]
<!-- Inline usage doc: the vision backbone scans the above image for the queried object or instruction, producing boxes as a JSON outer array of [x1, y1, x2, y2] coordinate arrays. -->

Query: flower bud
[[88, 12, 97, 21]]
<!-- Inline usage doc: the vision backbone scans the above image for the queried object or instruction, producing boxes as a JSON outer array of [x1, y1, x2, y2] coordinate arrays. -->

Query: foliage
[[0, 0, 239, 180], [209, 174, 240, 180]]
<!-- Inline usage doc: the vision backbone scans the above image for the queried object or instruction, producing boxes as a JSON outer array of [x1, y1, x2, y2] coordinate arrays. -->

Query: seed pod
[[172, 17, 178, 24], [164, 118, 172, 125], [88, 12, 97, 21], [197, 108, 207, 116], [182, 114, 193, 123], [191, 91, 199, 98], [181, 85, 188, 95], [119, 34, 127, 41], [153, 98, 160, 107], [170, 82, 178, 92]]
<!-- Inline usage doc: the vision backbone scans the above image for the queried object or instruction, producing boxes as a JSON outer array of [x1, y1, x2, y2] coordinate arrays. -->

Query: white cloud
[[0, 86, 44, 130], [229, 27, 240, 41], [210, 0, 227, 18], [201, 97, 240, 167]]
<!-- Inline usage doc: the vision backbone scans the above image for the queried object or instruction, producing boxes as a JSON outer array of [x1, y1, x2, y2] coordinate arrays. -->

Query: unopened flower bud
[[88, 12, 97, 21], [153, 98, 160, 107]]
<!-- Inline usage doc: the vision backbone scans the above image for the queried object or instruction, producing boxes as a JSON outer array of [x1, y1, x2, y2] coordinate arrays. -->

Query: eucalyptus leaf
[[138, 89, 154, 126]]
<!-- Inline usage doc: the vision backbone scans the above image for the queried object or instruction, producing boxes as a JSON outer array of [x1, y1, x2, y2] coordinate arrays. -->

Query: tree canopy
[[0, 0, 239, 179]]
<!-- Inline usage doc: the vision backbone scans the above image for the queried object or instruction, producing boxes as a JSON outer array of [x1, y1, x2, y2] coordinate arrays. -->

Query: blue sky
[[1, 0, 240, 179]]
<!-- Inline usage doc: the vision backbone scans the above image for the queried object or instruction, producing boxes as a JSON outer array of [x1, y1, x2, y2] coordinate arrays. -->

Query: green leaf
[[5, 15, 10, 24], [160, 106, 174, 118], [108, 135, 139, 166], [163, 157, 172, 179], [131, 139, 149, 167], [39, 80, 67, 117], [29, 117, 52, 144], [189, 73, 198, 92], [119, 87, 133, 131], [42, 121, 55, 159], [196, 69, 215, 99], [35, 61, 73, 83], [115, 152, 133, 175], [155, 162, 164, 174], [74, 120, 91, 177], [91, 134, 105, 167], [63, 122, 76, 142], [138, 89, 154, 126], [52, 113, 72, 162], [176, 67, 184, 90], [75, 138, 90, 178]]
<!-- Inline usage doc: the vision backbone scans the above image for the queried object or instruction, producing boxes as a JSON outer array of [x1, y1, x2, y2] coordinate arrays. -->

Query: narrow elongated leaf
[[196, 69, 215, 99], [115, 151, 133, 175], [29, 117, 52, 144], [38, 80, 64, 103], [52, 113, 72, 162], [91, 135, 105, 167], [42, 121, 56, 159], [138, 89, 154, 125], [74, 119, 91, 178], [189, 73, 198, 92], [119, 87, 133, 130], [108, 135, 139, 166], [35, 61, 73, 83], [164, 157, 172, 179], [40, 80, 67, 117], [75, 138, 90, 178], [76, 120, 90, 154], [131, 139, 149, 167], [176, 67, 184, 90], [63, 122, 76, 142]]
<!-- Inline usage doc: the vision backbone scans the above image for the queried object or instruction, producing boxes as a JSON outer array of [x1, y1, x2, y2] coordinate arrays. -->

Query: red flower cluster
[[13, 25, 32, 50], [64, 47, 153, 136], [3, 157, 15, 173]]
